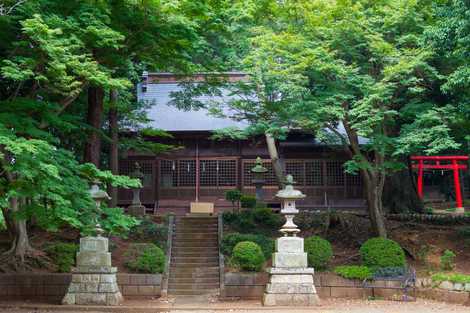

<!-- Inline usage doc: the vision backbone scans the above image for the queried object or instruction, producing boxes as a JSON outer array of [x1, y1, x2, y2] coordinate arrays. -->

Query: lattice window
[[218, 160, 237, 186], [178, 160, 196, 186], [160, 160, 177, 187], [285, 161, 305, 185], [119, 159, 153, 187], [243, 160, 277, 186], [305, 160, 323, 186], [326, 161, 344, 186], [200, 160, 218, 186]]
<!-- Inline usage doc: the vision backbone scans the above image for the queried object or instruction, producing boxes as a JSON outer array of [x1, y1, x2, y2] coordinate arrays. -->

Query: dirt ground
[[0, 299, 469, 313]]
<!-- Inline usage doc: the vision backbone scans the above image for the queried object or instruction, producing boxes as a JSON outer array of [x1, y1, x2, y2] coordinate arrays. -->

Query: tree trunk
[[108, 89, 119, 207], [363, 173, 387, 238], [7, 197, 32, 262], [84, 86, 104, 167], [382, 167, 423, 214], [265, 133, 285, 188], [1, 206, 14, 238], [341, 114, 387, 238]]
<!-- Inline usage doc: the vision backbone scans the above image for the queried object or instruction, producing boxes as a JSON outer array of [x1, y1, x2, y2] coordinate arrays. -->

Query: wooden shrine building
[[117, 72, 366, 214]]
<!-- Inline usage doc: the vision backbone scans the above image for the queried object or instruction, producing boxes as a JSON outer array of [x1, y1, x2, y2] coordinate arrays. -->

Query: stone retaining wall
[[223, 272, 408, 300], [0, 273, 162, 302]]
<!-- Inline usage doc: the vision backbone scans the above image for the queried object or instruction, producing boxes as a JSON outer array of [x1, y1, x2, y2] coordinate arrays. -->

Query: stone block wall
[[223, 272, 406, 300], [0, 273, 162, 302]]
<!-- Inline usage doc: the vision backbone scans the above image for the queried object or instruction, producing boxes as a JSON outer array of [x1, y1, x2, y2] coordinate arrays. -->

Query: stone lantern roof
[[90, 182, 111, 202], [251, 157, 268, 173]]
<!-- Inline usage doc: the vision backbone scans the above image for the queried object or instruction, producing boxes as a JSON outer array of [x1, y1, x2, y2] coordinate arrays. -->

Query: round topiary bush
[[232, 241, 265, 272], [124, 243, 165, 273], [221, 232, 274, 259], [359, 237, 406, 269], [304, 236, 333, 270]]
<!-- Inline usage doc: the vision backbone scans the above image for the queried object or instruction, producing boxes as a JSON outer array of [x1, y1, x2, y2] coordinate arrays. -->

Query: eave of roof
[[143, 71, 248, 84]]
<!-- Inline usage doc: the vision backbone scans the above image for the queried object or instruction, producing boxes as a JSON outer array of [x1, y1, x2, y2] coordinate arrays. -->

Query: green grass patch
[[334, 265, 372, 280], [431, 273, 470, 284]]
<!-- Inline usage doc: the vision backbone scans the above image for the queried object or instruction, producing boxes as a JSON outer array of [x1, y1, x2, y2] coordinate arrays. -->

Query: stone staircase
[[168, 216, 220, 296]]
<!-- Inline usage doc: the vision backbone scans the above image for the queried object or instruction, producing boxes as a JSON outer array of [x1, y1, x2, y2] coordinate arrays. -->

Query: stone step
[[175, 219, 218, 224], [175, 222, 218, 227], [171, 262, 219, 266], [173, 238, 219, 246], [172, 241, 218, 247], [174, 228, 218, 233], [171, 256, 219, 263], [172, 238, 218, 243], [172, 251, 218, 256], [175, 217, 218, 221], [169, 271, 219, 283], [173, 234, 219, 241], [174, 229, 218, 233], [169, 277, 220, 284], [169, 266, 219, 272], [169, 283, 219, 290], [175, 221, 218, 225], [170, 262, 219, 268], [172, 251, 219, 257], [168, 288, 219, 295]]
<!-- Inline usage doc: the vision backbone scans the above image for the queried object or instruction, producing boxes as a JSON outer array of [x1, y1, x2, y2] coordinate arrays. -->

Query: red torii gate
[[410, 156, 468, 209]]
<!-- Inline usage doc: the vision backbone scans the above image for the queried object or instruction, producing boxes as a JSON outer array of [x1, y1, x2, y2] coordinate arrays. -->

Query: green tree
[[173, 0, 462, 237]]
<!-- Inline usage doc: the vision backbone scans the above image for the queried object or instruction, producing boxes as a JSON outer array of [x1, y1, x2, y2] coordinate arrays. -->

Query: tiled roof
[[137, 81, 248, 131], [137, 72, 367, 144]]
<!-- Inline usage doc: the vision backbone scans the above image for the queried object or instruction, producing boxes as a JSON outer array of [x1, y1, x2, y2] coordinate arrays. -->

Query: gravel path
[[0, 298, 469, 313]]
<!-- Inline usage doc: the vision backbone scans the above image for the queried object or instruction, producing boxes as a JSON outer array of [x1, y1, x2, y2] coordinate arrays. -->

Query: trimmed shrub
[[45, 242, 78, 273], [304, 236, 333, 270], [221, 233, 274, 259], [222, 209, 282, 235], [240, 195, 257, 209], [232, 241, 265, 271], [360, 237, 406, 269], [124, 243, 165, 273], [334, 265, 372, 280], [225, 189, 242, 210], [129, 218, 168, 249], [252, 207, 283, 228], [440, 249, 456, 271]]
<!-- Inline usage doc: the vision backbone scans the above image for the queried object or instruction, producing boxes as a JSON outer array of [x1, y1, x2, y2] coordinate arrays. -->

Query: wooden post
[[195, 141, 199, 202], [452, 159, 463, 209], [417, 159, 424, 198]]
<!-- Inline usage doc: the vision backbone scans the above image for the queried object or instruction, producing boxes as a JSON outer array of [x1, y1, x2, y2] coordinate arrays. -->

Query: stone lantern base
[[62, 237, 123, 306], [263, 237, 320, 306]]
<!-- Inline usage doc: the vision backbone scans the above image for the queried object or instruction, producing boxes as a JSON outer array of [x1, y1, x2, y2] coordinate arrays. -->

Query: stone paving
[[0, 298, 469, 313]]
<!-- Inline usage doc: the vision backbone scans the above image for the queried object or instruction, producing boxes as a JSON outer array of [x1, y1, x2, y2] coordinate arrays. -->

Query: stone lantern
[[62, 183, 123, 306], [127, 162, 146, 216], [263, 174, 319, 306], [251, 157, 268, 201], [89, 181, 111, 236]]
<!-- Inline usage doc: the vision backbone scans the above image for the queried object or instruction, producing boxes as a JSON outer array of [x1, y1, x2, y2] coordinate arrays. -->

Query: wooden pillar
[[452, 159, 463, 208], [195, 141, 199, 202], [417, 159, 424, 198]]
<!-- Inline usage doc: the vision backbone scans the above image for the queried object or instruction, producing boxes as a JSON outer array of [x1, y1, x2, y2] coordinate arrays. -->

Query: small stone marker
[[62, 184, 123, 306], [263, 175, 320, 306]]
